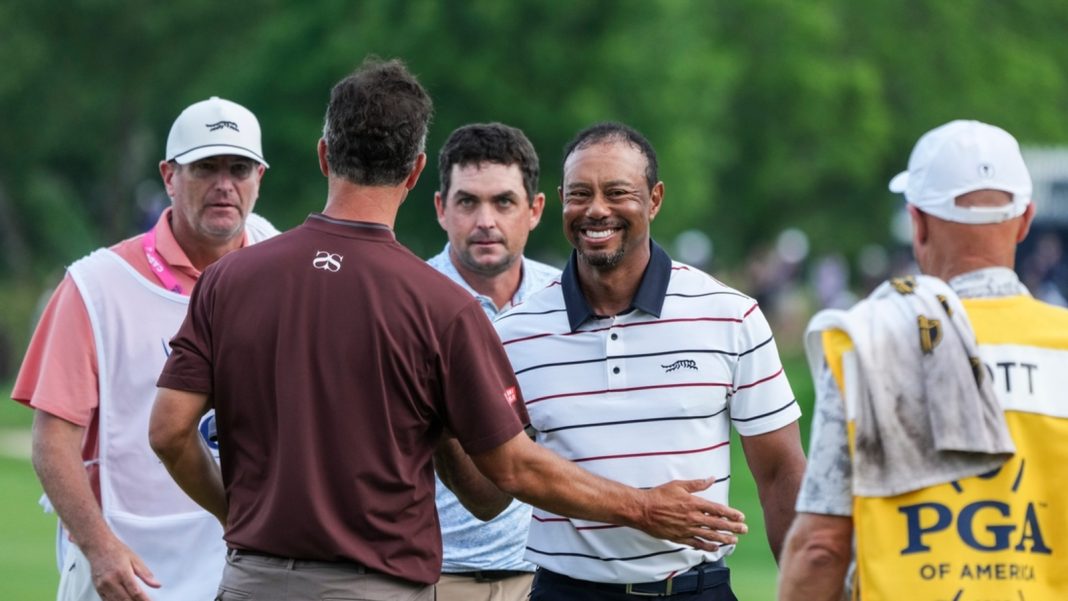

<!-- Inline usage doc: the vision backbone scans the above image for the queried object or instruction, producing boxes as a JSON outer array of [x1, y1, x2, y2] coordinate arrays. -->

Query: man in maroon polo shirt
[[149, 58, 750, 601]]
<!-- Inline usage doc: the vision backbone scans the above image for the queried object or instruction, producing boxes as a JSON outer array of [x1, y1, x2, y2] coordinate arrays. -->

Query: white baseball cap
[[888, 120, 1030, 224], [165, 96, 268, 167]]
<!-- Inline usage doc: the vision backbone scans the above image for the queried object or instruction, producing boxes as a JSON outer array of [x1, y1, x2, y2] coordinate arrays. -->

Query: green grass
[[0, 457, 57, 600], [726, 352, 814, 601], [0, 381, 57, 600]]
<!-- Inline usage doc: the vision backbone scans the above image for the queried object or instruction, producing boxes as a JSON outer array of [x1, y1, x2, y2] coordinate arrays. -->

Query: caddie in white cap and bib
[[11, 96, 278, 601]]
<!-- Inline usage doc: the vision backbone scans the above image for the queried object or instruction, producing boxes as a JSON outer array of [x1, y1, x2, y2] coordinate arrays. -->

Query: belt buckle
[[624, 579, 672, 597]]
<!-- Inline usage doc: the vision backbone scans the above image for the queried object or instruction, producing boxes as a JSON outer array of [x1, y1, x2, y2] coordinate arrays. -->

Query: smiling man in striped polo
[[494, 122, 806, 600]]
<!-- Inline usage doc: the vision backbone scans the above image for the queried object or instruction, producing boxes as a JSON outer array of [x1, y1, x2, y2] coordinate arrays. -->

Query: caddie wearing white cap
[[778, 120, 1068, 601], [11, 97, 279, 601]]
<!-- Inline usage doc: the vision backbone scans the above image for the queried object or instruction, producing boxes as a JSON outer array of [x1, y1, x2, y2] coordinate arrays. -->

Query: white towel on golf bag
[[804, 274, 1014, 497]]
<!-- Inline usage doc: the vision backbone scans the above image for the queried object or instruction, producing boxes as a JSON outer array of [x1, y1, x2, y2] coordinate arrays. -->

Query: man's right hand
[[31, 411, 161, 600], [84, 535, 161, 601], [635, 477, 747, 551]]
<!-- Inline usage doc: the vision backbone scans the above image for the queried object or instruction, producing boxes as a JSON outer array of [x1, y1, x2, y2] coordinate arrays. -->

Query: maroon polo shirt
[[158, 213, 524, 585]]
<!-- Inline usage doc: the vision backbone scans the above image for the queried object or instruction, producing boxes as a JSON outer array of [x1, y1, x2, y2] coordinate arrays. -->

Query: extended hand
[[636, 477, 747, 551]]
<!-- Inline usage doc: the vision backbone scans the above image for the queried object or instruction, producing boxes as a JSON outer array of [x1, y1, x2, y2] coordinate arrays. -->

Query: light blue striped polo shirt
[[428, 243, 560, 572]]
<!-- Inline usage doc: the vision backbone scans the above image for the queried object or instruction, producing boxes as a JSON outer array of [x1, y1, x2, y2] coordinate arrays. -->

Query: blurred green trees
[[2, 0, 1068, 377]]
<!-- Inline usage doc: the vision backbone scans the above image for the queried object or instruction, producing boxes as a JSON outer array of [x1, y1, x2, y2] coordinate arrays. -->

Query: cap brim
[[171, 145, 268, 168], [888, 171, 909, 193]]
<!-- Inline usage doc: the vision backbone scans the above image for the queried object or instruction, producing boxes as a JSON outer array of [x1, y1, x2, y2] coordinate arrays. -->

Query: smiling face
[[161, 154, 265, 244], [435, 161, 545, 279], [561, 141, 662, 273]]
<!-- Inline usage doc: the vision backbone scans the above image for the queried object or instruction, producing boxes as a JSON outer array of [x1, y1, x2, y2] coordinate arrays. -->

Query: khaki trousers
[[435, 572, 534, 601], [216, 550, 433, 601]]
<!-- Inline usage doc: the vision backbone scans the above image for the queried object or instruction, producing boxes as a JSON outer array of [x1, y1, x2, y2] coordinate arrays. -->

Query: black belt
[[537, 560, 728, 597], [227, 548, 372, 574], [445, 569, 532, 583]]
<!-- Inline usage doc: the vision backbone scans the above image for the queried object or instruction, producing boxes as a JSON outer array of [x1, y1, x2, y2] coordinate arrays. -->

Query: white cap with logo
[[165, 96, 268, 167], [888, 120, 1030, 224]]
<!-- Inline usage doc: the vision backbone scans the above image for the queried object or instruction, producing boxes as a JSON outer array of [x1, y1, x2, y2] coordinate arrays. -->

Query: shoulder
[[522, 256, 562, 281], [664, 261, 758, 318], [494, 282, 566, 335], [244, 212, 281, 242], [965, 294, 1068, 349], [425, 246, 451, 271]]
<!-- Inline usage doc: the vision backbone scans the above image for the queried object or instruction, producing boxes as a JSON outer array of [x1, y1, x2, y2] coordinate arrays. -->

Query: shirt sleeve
[[157, 269, 216, 394], [729, 302, 801, 435], [438, 302, 524, 455], [795, 362, 854, 516], [11, 275, 99, 426]]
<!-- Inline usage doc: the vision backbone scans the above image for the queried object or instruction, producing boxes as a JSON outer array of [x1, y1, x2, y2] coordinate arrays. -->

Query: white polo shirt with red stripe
[[493, 241, 799, 584]]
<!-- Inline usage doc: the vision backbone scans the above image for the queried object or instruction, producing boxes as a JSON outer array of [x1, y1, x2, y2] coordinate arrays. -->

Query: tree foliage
[[2, 0, 1068, 371]]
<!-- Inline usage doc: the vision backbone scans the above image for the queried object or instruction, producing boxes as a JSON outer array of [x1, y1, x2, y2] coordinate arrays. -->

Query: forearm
[[149, 388, 226, 524], [517, 456, 642, 526], [151, 428, 226, 524], [759, 473, 802, 561], [742, 422, 806, 561], [473, 433, 746, 548], [31, 411, 115, 552], [777, 513, 853, 601], [756, 446, 805, 562], [435, 436, 512, 520]]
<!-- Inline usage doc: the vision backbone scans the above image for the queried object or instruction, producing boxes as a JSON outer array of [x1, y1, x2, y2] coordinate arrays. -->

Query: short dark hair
[[323, 57, 433, 186], [437, 123, 540, 204], [561, 122, 658, 190]]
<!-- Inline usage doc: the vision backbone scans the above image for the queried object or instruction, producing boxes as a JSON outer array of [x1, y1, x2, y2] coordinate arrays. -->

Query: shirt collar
[[948, 267, 1031, 299], [561, 240, 672, 332], [154, 207, 196, 277]]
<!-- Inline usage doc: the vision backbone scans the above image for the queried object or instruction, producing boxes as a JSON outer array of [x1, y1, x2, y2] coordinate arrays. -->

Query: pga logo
[[313, 251, 343, 273]]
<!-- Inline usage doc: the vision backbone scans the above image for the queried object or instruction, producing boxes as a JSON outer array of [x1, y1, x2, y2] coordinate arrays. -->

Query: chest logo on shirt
[[313, 251, 343, 273], [662, 359, 698, 373]]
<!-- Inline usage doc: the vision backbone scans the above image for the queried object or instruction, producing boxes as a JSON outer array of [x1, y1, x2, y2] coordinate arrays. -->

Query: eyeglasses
[[180, 158, 258, 180]]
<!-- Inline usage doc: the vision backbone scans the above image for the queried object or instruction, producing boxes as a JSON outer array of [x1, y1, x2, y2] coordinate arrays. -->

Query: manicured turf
[[0, 455, 58, 599]]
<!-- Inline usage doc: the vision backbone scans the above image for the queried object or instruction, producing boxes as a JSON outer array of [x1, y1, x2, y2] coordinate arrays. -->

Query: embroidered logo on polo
[[504, 386, 518, 406], [662, 359, 698, 373], [206, 121, 239, 132], [312, 251, 343, 272]]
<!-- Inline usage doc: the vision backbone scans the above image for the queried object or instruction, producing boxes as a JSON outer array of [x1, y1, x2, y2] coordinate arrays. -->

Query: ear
[[405, 153, 427, 191], [1016, 202, 1036, 244], [649, 181, 665, 221], [318, 138, 329, 177], [529, 192, 546, 230], [907, 204, 928, 245], [159, 161, 178, 199], [434, 191, 448, 230]]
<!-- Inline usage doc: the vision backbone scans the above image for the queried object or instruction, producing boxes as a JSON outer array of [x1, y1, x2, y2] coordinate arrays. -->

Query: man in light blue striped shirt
[[427, 123, 560, 601]]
